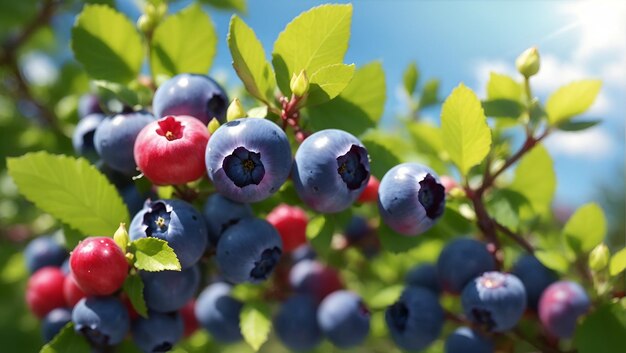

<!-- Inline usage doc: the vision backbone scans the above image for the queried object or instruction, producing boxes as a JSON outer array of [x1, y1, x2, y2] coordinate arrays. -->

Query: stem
[[466, 185, 504, 268], [280, 94, 310, 143], [494, 221, 534, 254]]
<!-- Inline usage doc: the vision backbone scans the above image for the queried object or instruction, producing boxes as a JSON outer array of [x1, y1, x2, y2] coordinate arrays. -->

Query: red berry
[[357, 175, 379, 203], [266, 204, 308, 253], [63, 272, 86, 307], [134, 115, 210, 185], [26, 267, 66, 318], [69, 237, 128, 295], [179, 299, 199, 337], [440, 175, 458, 193]]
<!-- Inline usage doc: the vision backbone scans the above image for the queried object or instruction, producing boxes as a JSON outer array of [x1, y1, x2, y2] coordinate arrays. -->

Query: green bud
[[290, 70, 309, 97], [113, 223, 129, 253], [137, 14, 155, 35], [516, 47, 540, 78], [207, 117, 221, 134], [589, 243, 610, 271], [226, 98, 246, 122]]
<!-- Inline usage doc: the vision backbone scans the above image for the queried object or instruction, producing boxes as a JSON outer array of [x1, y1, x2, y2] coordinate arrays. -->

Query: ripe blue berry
[[202, 193, 253, 246], [292, 129, 370, 213], [405, 263, 441, 295], [461, 271, 527, 332], [153, 74, 228, 124], [343, 216, 372, 243], [317, 290, 370, 348], [194, 283, 243, 343], [129, 199, 208, 269], [72, 296, 130, 346], [274, 295, 322, 351], [385, 286, 444, 351], [511, 255, 558, 310], [72, 113, 104, 162], [42, 307, 72, 343], [216, 217, 282, 284], [378, 163, 445, 236], [94, 111, 155, 175], [437, 238, 496, 293], [132, 311, 184, 353], [24, 235, 68, 274], [77, 94, 103, 119], [205, 118, 292, 203], [444, 327, 494, 353], [538, 281, 590, 338], [141, 265, 200, 313], [289, 260, 342, 303], [291, 244, 317, 263]]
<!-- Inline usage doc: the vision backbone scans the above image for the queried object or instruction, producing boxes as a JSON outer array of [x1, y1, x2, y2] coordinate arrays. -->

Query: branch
[[494, 221, 534, 254]]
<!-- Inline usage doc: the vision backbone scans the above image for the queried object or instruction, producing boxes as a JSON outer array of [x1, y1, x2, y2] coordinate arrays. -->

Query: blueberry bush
[[1, 1, 625, 353]]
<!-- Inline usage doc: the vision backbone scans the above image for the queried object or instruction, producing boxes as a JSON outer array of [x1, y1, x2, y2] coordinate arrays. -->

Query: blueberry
[[511, 255, 558, 310], [72, 113, 104, 162], [444, 327, 494, 353], [405, 263, 441, 295], [194, 283, 243, 343], [72, 296, 130, 346], [78, 94, 103, 119], [377, 163, 445, 236], [24, 235, 68, 274], [216, 217, 282, 284], [385, 286, 444, 351], [129, 199, 208, 269], [141, 265, 200, 313], [206, 118, 292, 203], [343, 216, 372, 243], [42, 307, 72, 343], [94, 110, 155, 175], [289, 260, 342, 303], [538, 281, 590, 338], [317, 290, 370, 348], [437, 238, 496, 293], [292, 129, 370, 213], [291, 244, 317, 263], [274, 295, 322, 351], [132, 311, 184, 353], [461, 271, 527, 332], [202, 193, 253, 246], [153, 73, 228, 124]]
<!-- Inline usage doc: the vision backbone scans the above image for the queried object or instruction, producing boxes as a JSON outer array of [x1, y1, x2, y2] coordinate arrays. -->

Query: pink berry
[[63, 272, 86, 307], [26, 267, 66, 318], [357, 175, 379, 203], [267, 204, 308, 253], [69, 237, 128, 295], [440, 175, 458, 193], [134, 115, 210, 185], [180, 299, 199, 337]]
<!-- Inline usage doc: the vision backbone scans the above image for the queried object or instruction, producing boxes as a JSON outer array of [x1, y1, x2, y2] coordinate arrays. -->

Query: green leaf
[[308, 61, 386, 136], [228, 16, 276, 104], [546, 80, 602, 125], [407, 121, 444, 157], [306, 215, 334, 255], [200, 0, 246, 12], [563, 203, 607, 254], [306, 63, 355, 107], [7, 152, 129, 236], [123, 274, 148, 318], [151, 4, 217, 78], [240, 302, 271, 351], [94, 80, 140, 107], [609, 247, 626, 276], [574, 303, 626, 353], [71, 5, 143, 83], [40, 323, 90, 353], [62, 224, 84, 250], [403, 62, 419, 96], [486, 72, 523, 101], [368, 284, 404, 310], [418, 79, 440, 108], [272, 4, 352, 95], [557, 119, 601, 132], [131, 238, 181, 272], [441, 83, 492, 176], [510, 145, 556, 216], [535, 250, 569, 273], [486, 189, 528, 232], [481, 99, 525, 118], [360, 130, 407, 180]]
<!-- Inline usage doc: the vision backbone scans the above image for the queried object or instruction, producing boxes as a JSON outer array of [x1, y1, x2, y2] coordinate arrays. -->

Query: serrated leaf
[[272, 4, 352, 95], [609, 247, 626, 276], [487, 72, 523, 101], [557, 119, 601, 132], [240, 302, 271, 351], [441, 84, 492, 176], [7, 152, 129, 236], [360, 130, 406, 179], [306, 63, 355, 107], [308, 61, 386, 136], [151, 4, 217, 77], [418, 79, 440, 108], [228, 16, 276, 104], [535, 250, 569, 273], [71, 5, 143, 83], [306, 215, 334, 255], [403, 62, 419, 96], [574, 303, 626, 353], [563, 203, 606, 254], [123, 274, 148, 318], [40, 323, 90, 353], [481, 99, 525, 118], [131, 238, 181, 272], [510, 145, 556, 216], [368, 284, 404, 310], [200, 0, 246, 12], [546, 80, 602, 125]]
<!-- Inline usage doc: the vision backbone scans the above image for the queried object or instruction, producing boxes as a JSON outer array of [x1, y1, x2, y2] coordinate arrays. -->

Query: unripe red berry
[[26, 267, 66, 318], [266, 204, 308, 253], [63, 272, 86, 308], [69, 237, 128, 295], [134, 115, 210, 185], [180, 299, 199, 337], [357, 175, 379, 203]]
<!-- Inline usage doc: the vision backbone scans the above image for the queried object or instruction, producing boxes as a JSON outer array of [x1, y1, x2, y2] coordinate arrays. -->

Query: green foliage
[[306, 215, 335, 256], [360, 130, 406, 179], [403, 62, 419, 96], [123, 274, 148, 318], [481, 99, 524, 118], [563, 203, 607, 254], [574, 303, 626, 353], [368, 284, 404, 310], [130, 238, 181, 272], [40, 323, 90, 353], [510, 145, 556, 216], [200, 0, 247, 12], [557, 119, 601, 132], [307, 63, 355, 107], [546, 80, 602, 125], [486, 72, 523, 100], [240, 302, 272, 351], [609, 247, 626, 276], [535, 250, 569, 274]]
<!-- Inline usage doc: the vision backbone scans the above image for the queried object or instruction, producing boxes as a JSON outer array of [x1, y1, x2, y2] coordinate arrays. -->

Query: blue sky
[[118, 0, 626, 207]]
